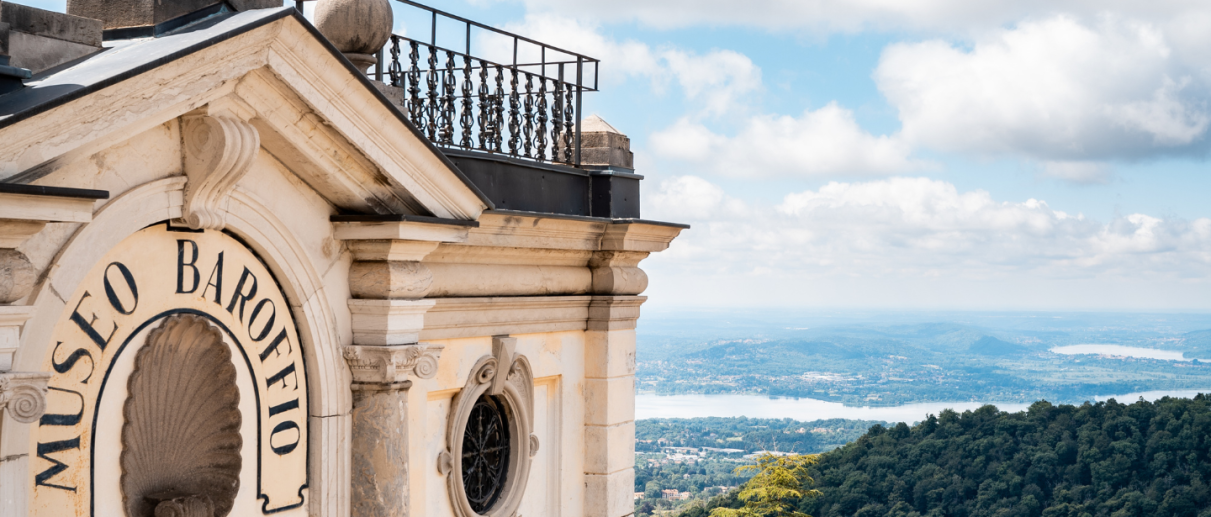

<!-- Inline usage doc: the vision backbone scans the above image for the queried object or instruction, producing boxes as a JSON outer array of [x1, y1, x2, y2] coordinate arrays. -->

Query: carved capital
[[0, 371, 49, 424], [182, 106, 260, 230], [343, 343, 444, 386]]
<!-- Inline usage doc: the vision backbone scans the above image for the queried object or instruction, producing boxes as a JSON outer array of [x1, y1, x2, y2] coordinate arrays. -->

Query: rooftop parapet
[[343, 0, 601, 169]]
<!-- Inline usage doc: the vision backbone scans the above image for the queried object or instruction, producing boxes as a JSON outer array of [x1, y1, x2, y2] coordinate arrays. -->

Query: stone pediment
[[0, 7, 491, 220]]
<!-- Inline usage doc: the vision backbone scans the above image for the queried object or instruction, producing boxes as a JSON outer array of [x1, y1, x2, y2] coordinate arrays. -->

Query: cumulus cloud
[[644, 176, 1211, 280], [875, 15, 1211, 161], [481, 0, 1211, 34], [484, 14, 761, 116], [649, 104, 924, 177]]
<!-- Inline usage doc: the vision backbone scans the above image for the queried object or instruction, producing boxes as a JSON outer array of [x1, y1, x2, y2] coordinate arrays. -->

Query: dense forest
[[694, 396, 1211, 517]]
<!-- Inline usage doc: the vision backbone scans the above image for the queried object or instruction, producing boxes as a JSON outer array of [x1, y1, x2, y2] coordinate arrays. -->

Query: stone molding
[[600, 222, 684, 253], [0, 371, 49, 423], [348, 299, 437, 345], [0, 305, 35, 370], [343, 343, 444, 386], [587, 296, 647, 331], [333, 222, 471, 244], [438, 336, 536, 517], [182, 101, 261, 230], [346, 240, 444, 262], [420, 296, 593, 341]]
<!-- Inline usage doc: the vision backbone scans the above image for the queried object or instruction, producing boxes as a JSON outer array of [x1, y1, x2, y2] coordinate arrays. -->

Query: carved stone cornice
[[589, 251, 649, 295], [182, 100, 260, 231], [0, 371, 49, 423], [343, 343, 444, 387]]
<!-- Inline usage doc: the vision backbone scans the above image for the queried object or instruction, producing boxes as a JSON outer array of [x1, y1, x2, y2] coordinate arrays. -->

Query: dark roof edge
[[329, 213, 479, 227], [0, 8, 496, 213], [484, 209, 690, 229], [0, 7, 293, 130], [0, 182, 109, 199]]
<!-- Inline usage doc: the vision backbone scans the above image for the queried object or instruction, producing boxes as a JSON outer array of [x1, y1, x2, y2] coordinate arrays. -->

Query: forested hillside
[[697, 396, 1211, 517]]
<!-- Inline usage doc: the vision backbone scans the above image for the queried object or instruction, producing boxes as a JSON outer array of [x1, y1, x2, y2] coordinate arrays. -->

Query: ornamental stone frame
[[438, 336, 537, 517], [4, 176, 353, 517]]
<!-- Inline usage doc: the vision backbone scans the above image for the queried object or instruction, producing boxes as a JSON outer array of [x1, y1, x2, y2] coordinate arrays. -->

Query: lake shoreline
[[636, 389, 1211, 423]]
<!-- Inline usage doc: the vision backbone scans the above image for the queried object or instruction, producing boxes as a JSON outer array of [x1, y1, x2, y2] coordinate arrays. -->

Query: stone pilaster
[[0, 187, 96, 517], [584, 295, 645, 517], [343, 344, 443, 517]]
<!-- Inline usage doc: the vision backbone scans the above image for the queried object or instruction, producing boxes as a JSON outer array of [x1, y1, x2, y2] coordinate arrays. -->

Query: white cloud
[[643, 176, 1211, 283], [488, 0, 1211, 34], [485, 14, 761, 117], [649, 103, 923, 177], [875, 15, 1211, 161]]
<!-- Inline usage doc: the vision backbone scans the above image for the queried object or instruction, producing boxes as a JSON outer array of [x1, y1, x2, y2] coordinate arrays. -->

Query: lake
[[1050, 344, 1189, 361], [636, 389, 1211, 423]]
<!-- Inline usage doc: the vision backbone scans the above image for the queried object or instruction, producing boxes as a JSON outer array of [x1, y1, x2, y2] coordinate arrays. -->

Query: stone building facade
[[0, 1, 684, 516]]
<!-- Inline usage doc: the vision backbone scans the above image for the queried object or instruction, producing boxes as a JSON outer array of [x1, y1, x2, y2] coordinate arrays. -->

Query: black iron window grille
[[372, 0, 600, 167], [461, 395, 511, 513]]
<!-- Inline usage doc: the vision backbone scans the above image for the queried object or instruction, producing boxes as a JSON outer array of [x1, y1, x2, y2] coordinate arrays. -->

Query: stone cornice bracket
[[182, 100, 261, 231], [343, 343, 445, 387], [0, 371, 49, 423], [589, 251, 649, 295]]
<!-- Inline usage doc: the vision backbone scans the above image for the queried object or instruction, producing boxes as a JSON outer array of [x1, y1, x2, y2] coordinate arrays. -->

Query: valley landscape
[[633, 311, 1211, 516]]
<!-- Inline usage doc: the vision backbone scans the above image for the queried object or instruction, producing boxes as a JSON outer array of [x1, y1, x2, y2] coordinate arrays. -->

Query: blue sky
[[26, 0, 1211, 310]]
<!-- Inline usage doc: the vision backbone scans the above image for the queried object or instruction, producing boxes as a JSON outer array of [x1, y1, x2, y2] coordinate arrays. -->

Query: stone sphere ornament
[[314, 0, 394, 73]]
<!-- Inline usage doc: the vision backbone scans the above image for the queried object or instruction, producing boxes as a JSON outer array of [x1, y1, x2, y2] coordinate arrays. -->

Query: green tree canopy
[[711, 453, 822, 517]]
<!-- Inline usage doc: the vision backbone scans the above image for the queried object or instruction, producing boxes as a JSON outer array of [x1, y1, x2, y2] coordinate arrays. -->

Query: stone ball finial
[[314, 0, 393, 73]]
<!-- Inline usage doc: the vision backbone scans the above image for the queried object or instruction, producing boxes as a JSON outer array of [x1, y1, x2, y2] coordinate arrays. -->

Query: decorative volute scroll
[[121, 314, 242, 517], [438, 336, 537, 517], [0, 371, 50, 424], [182, 99, 261, 230], [343, 343, 445, 385]]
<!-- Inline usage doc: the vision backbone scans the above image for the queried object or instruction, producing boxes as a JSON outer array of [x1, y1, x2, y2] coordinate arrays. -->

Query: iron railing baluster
[[523, 73, 534, 158], [492, 65, 505, 153], [564, 81, 574, 164], [440, 51, 457, 146], [508, 69, 520, 156], [536, 78, 548, 162], [425, 45, 439, 141], [477, 59, 490, 150], [408, 41, 423, 128]]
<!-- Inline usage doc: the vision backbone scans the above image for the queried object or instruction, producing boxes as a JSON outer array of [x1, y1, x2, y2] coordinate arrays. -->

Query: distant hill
[[967, 335, 1029, 356], [694, 396, 1211, 517]]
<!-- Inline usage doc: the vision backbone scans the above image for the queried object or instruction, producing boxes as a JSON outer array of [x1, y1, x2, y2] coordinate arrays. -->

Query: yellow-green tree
[[710, 454, 821, 517]]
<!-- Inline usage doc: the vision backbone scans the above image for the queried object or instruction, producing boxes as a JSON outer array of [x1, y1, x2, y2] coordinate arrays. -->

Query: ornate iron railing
[[371, 1, 600, 167]]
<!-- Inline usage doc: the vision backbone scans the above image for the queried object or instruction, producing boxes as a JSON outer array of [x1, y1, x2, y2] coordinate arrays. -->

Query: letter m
[[34, 437, 79, 492]]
